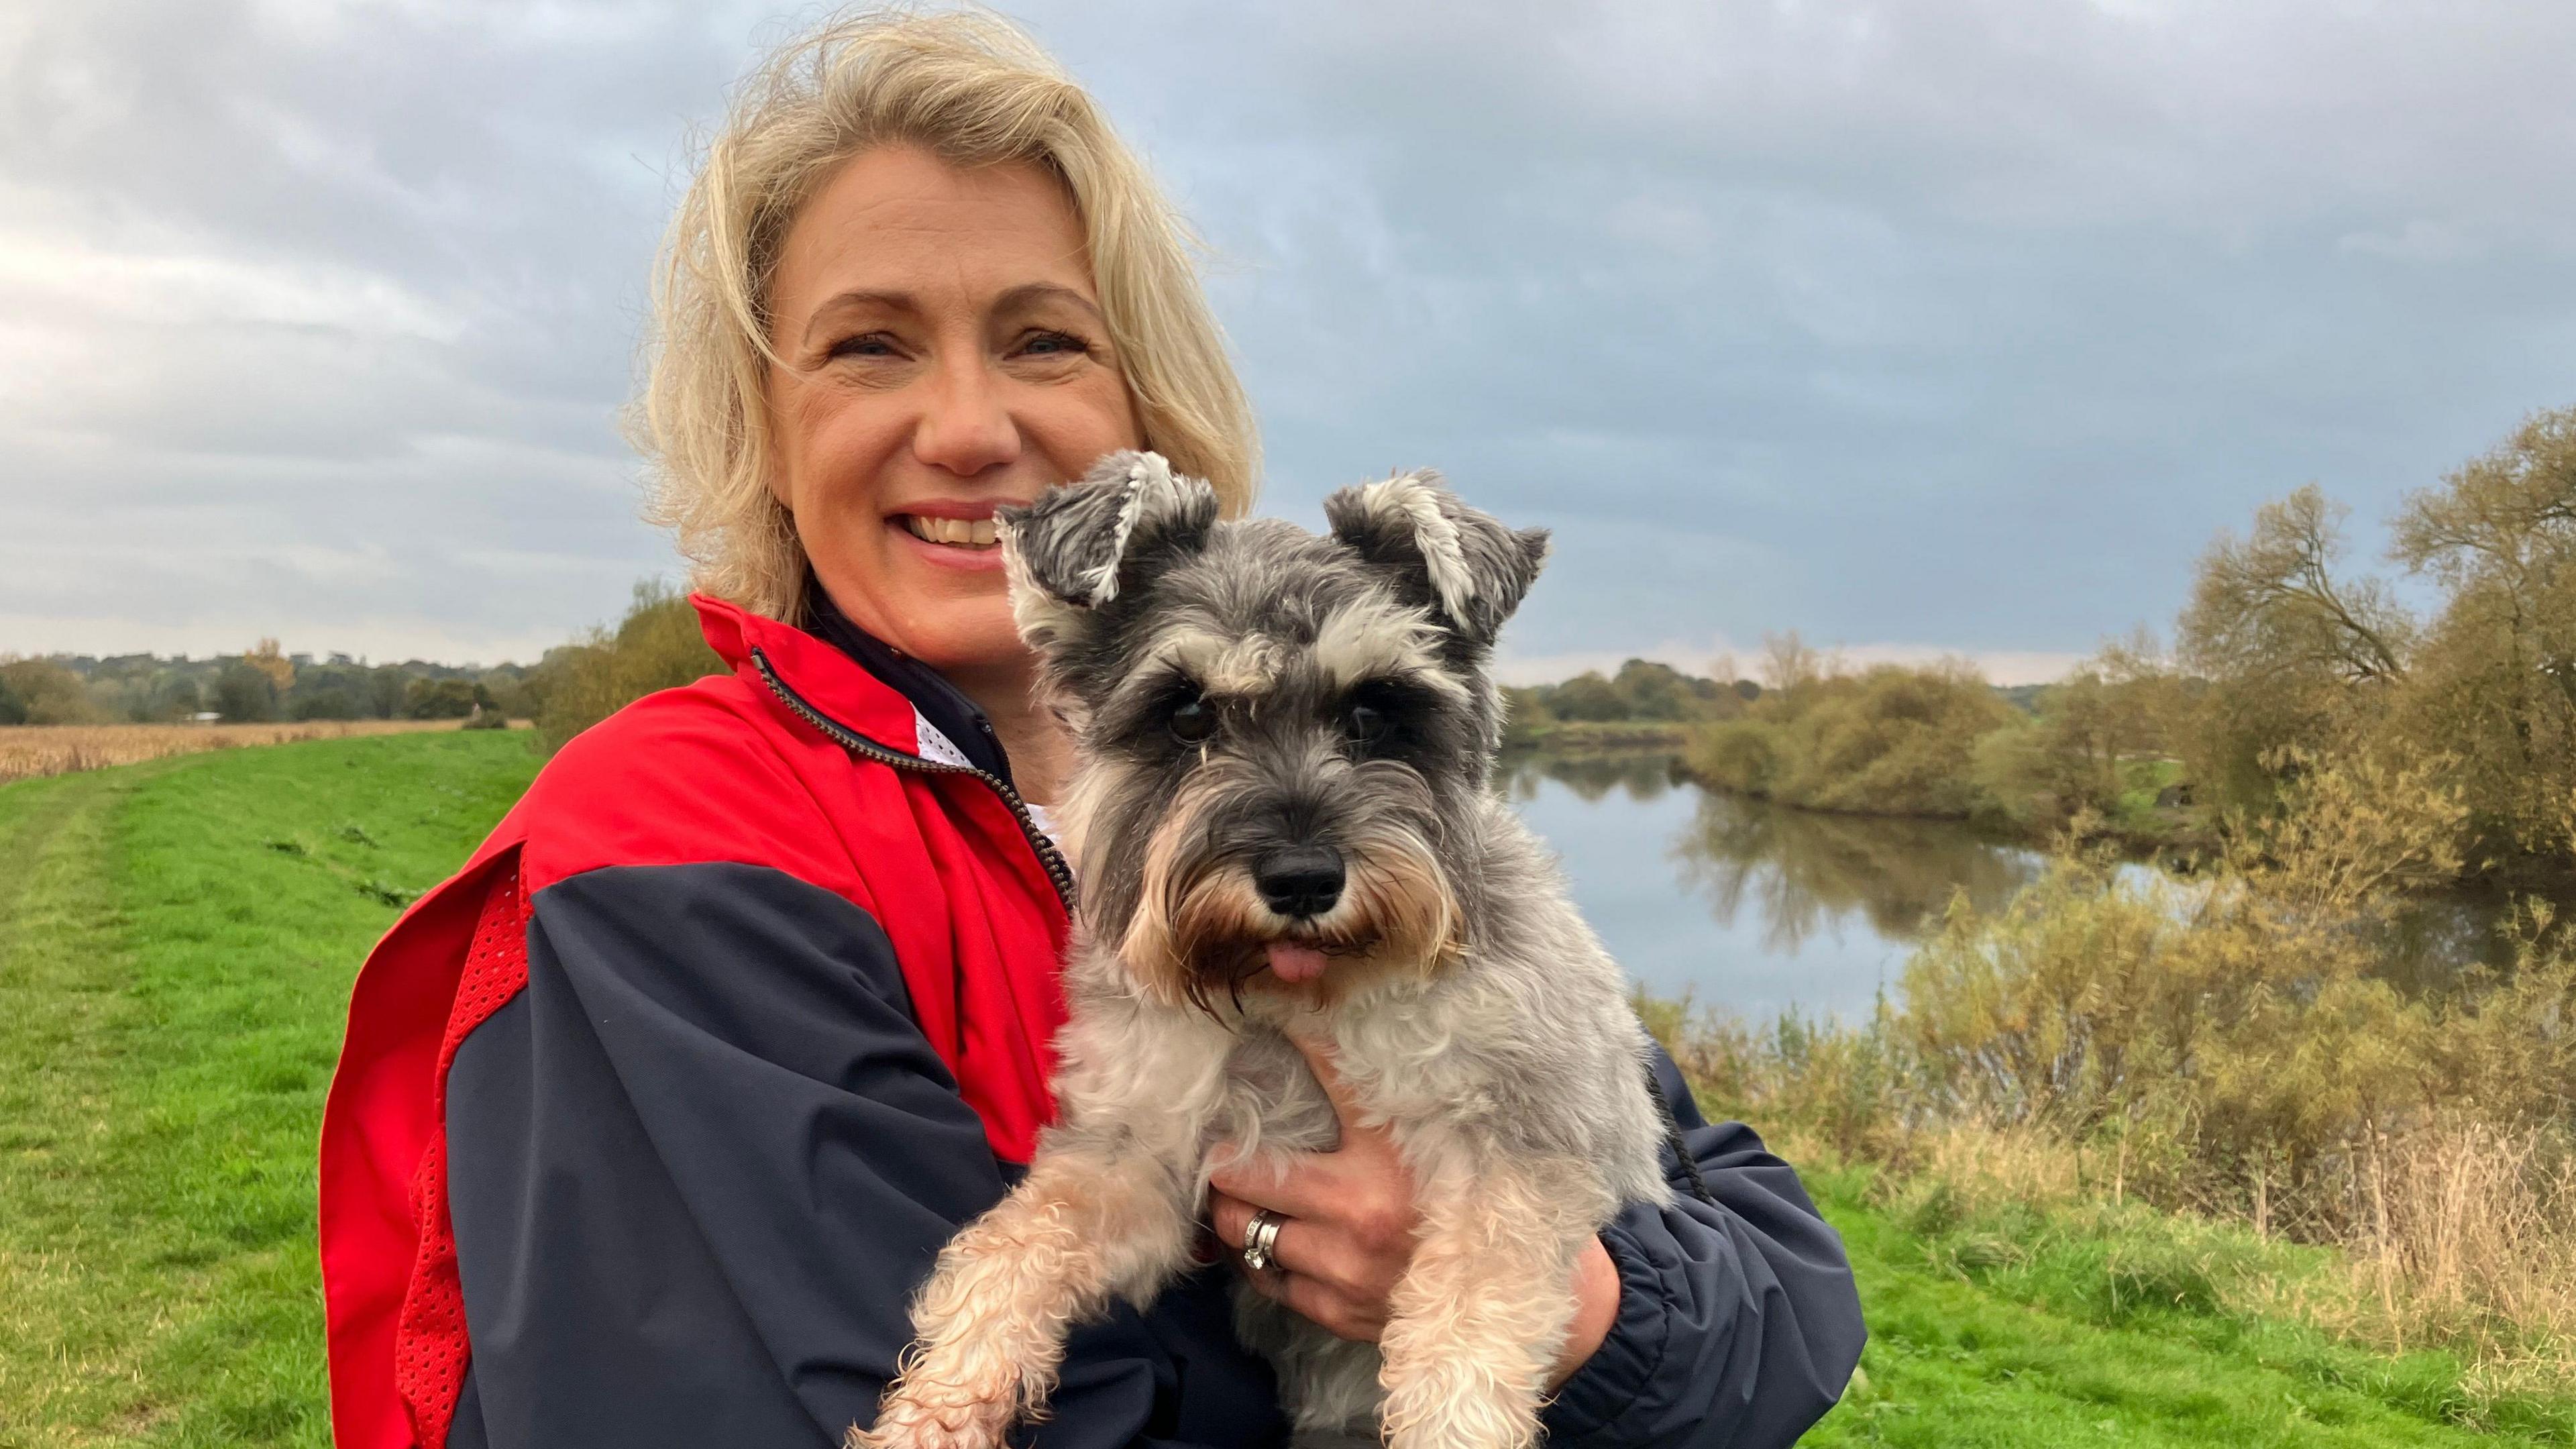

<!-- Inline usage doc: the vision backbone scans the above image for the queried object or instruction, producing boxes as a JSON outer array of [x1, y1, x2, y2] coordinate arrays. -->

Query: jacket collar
[[689, 591, 1016, 786]]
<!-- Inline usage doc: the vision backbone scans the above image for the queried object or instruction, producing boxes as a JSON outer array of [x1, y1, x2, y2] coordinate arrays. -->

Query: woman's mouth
[[898, 515, 1001, 549]]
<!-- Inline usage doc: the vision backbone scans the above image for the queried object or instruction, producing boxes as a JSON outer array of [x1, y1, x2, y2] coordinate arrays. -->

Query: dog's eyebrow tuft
[[1153, 625, 1281, 698], [1311, 598, 1460, 698]]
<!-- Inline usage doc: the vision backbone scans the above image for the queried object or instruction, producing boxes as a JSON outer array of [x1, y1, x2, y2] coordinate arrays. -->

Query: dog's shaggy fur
[[855, 453, 1673, 1449]]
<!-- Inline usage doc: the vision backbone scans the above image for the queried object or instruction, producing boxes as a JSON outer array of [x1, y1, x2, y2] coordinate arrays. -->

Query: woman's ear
[[1323, 472, 1550, 649], [1001, 450, 1220, 650]]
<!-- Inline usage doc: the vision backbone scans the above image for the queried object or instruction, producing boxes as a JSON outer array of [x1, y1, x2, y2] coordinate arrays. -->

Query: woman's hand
[[1205, 1032, 1622, 1390]]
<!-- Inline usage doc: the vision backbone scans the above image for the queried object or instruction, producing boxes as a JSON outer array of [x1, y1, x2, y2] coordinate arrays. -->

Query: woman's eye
[[1346, 703, 1387, 747], [1169, 696, 1216, 743], [1016, 329, 1088, 358], [830, 333, 898, 360]]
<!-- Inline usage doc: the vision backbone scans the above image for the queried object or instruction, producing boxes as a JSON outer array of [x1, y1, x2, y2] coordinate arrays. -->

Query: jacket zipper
[[750, 646, 1079, 918]]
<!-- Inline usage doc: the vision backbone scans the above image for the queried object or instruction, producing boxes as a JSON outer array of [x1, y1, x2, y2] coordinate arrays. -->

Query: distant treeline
[[0, 582, 724, 753], [0, 642, 532, 727]]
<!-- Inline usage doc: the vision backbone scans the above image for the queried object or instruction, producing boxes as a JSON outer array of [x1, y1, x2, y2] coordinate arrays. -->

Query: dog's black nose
[[1254, 845, 1345, 918]]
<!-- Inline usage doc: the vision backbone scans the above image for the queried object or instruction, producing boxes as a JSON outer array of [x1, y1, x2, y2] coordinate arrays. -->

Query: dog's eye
[[1344, 702, 1388, 746], [1169, 695, 1217, 744]]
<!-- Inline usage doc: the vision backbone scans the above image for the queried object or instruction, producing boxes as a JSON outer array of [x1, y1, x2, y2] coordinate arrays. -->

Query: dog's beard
[[1118, 795, 1463, 1016]]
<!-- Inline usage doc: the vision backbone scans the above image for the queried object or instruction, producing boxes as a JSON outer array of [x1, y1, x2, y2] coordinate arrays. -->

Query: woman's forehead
[[770, 145, 1096, 331]]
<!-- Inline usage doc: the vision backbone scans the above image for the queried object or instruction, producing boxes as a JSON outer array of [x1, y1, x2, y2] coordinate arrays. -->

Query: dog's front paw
[[1379, 1356, 1542, 1449], [846, 1385, 1017, 1449]]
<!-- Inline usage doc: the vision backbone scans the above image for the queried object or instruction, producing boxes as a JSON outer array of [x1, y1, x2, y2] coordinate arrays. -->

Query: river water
[[1499, 751, 2513, 1024]]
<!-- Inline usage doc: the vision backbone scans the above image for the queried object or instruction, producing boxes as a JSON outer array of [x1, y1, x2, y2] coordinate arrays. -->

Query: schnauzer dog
[[855, 453, 1676, 1449]]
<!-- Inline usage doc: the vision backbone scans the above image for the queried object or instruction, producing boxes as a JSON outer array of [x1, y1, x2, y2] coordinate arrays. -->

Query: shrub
[[1682, 661, 2012, 818], [0, 659, 105, 725], [402, 678, 482, 720], [1684, 718, 1777, 796], [533, 581, 725, 753]]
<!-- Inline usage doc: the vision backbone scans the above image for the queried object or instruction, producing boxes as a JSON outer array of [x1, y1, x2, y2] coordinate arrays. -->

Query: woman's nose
[[912, 354, 1020, 478]]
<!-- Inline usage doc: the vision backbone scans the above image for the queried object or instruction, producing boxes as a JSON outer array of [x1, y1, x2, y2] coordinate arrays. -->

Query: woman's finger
[[1213, 1189, 1366, 1289], [1207, 1189, 1283, 1254], [1252, 1270, 1383, 1344], [1210, 1189, 1324, 1278]]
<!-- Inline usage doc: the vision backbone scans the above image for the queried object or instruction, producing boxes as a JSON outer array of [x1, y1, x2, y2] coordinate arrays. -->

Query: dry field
[[0, 719, 475, 785]]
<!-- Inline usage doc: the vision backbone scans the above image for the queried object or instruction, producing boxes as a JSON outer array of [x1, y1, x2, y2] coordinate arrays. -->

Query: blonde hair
[[637, 7, 1259, 619]]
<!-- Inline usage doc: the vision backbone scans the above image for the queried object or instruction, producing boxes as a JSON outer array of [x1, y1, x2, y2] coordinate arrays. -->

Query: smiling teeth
[[904, 516, 999, 547]]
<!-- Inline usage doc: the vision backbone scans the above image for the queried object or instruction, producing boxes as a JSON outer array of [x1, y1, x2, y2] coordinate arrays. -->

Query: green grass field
[[0, 733, 2566, 1446]]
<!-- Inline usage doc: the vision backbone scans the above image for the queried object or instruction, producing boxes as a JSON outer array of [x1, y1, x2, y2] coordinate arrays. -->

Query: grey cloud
[[4, 1, 2573, 671]]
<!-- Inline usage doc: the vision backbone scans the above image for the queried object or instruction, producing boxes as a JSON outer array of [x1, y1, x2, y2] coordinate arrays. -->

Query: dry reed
[[0, 720, 469, 786]]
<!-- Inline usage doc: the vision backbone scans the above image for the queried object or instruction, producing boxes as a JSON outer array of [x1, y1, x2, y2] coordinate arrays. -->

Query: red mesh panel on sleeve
[[392, 859, 529, 1448]]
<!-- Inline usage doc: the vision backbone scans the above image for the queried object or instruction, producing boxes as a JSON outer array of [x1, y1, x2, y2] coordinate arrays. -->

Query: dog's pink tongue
[[1267, 941, 1331, 984]]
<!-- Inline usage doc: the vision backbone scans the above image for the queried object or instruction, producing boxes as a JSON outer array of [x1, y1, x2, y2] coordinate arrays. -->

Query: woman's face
[[764, 145, 1141, 681]]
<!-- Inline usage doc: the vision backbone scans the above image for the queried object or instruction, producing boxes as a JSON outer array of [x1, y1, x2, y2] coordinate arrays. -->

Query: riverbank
[[1674, 753, 2215, 856], [6, 733, 2567, 1443], [1640, 777, 2576, 1427], [1502, 718, 1696, 754]]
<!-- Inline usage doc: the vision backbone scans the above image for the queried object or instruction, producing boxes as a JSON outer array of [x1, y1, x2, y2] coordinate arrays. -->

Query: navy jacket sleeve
[[441, 862, 1286, 1449], [1538, 1048, 1866, 1449]]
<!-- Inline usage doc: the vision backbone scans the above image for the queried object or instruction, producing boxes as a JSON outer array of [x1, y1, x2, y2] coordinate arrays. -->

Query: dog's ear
[[1001, 450, 1220, 648], [1323, 471, 1550, 647]]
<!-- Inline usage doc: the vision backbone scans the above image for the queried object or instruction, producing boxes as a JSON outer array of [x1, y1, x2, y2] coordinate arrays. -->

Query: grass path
[[0, 731, 2566, 1446], [0, 733, 539, 1448]]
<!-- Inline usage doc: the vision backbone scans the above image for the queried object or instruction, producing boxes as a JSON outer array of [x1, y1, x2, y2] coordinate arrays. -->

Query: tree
[[2181, 484, 2412, 689], [214, 661, 279, 721], [1608, 659, 1697, 720], [2387, 405, 2576, 855], [0, 672, 24, 725], [2176, 486, 2414, 813], [244, 638, 297, 692], [533, 581, 724, 751]]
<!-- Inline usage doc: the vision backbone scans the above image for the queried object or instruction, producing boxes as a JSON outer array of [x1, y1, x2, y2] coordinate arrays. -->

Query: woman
[[319, 13, 1863, 1448]]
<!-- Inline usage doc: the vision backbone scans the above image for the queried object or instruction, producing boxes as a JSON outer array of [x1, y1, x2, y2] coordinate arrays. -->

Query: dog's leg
[[1375, 1157, 1606, 1449], [853, 1144, 1195, 1449]]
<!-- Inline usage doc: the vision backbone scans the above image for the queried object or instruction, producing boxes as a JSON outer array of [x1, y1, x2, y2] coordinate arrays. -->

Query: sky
[[4, 1, 2573, 684]]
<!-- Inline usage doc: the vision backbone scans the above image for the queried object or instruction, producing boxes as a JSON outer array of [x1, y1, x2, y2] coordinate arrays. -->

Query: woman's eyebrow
[[794, 283, 1103, 347], [797, 288, 918, 347], [992, 282, 1106, 326]]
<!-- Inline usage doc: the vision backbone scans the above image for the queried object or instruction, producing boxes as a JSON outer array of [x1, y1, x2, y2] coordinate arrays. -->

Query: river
[[1500, 750, 2516, 1024]]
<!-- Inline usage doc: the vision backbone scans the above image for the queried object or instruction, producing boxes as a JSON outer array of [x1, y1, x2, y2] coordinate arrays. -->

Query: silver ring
[[1240, 1208, 1285, 1273]]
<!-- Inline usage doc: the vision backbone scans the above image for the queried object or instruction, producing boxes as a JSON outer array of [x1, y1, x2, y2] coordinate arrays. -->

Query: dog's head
[[999, 451, 1550, 1013]]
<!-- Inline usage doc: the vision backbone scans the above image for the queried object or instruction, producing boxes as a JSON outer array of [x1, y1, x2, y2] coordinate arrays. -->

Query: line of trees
[[0, 639, 536, 725], [1, 584, 724, 749]]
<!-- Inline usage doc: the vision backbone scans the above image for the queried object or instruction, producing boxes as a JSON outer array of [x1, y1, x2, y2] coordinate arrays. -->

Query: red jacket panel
[[317, 594, 1071, 1449]]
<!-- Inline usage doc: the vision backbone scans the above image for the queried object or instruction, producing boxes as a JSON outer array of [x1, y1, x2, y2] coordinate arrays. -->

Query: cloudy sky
[[5, 1, 2573, 681]]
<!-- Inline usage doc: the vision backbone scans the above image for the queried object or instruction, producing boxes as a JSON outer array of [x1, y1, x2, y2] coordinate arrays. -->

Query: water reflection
[[1497, 749, 2527, 1021], [1500, 750, 1682, 805], [1498, 750, 2039, 1020], [1672, 790, 2041, 954]]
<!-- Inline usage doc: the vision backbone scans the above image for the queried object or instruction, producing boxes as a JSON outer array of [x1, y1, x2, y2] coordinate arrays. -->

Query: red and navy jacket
[[319, 593, 1865, 1449]]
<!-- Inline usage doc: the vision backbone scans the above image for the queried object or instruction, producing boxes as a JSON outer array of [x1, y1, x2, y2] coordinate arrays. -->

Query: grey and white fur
[[854, 452, 1674, 1449]]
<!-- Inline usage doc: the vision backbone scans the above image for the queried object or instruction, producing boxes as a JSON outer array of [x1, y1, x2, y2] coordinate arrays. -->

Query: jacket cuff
[[1538, 1222, 1671, 1446]]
